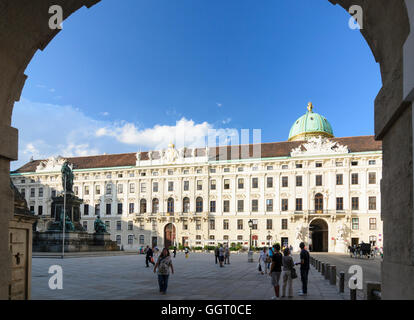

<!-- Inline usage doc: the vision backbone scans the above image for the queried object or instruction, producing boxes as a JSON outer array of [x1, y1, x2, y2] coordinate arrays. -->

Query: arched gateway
[[164, 223, 176, 248], [309, 219, 329, 252]]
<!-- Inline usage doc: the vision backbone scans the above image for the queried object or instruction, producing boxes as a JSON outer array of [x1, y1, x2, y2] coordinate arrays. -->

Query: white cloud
[[216, 102, 223, 107], [11, 99, 239, 170], [100, 111, 110, 116], [222, 117, 232, 124]]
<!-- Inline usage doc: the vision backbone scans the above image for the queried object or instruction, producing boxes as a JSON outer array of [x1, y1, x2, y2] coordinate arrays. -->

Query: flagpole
[[62, 175, 66, 259]]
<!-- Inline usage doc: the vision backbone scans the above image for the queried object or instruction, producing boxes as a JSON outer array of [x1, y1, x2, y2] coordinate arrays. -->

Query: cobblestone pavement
[[32, 252, 348, 300]]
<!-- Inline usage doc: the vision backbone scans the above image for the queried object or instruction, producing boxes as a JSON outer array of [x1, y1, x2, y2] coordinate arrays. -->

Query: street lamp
[[248, 219, 253, 262]]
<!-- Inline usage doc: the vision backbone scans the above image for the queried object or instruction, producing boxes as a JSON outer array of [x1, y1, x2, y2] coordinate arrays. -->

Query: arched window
[[315, 193, 323, 212], [152, 198, 159, 213], [196, 197, 203, 213], [183, 197, 190, 213], [140, 199, 147, 213], [167, 197, 174, 213]]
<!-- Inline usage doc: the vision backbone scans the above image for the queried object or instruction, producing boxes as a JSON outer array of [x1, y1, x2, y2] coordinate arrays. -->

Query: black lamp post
[[248, 219, 253, 250]]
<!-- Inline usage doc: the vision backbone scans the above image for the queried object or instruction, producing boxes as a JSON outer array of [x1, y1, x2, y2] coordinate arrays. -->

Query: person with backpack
[[269, 244, 283, 299], [145, 245, 155, 268], [153, 248, 174, 295]]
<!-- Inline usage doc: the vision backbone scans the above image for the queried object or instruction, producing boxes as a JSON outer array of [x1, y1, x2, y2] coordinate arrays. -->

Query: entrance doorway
[[351, 238, 359, 247], [164, 223, 176, 248], [152, 236, 157, 248], [281, 237, 289, 248], [309, 219, 328, 252]]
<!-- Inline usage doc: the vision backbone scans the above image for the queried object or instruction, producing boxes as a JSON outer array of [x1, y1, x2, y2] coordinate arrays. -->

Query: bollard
[[365, 282, 381, 300], [339, 271, 345, 293], [318, 260, 321, 272], [325, 264, 330, 280], [330, 265, 336, 286], [321, 263, 325, 276], [350, 288, 357, 300]]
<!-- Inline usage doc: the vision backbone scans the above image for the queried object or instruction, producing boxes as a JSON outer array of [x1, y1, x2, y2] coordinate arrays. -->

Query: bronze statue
[[61, 161, 74, 193], [94, 215, 107, 233], [58, 210, 75, 231]]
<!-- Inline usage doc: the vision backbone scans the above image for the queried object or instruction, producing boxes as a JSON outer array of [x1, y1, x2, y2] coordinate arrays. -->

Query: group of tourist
[[214, 244, 230, 267], [264, 242, 310, 299]]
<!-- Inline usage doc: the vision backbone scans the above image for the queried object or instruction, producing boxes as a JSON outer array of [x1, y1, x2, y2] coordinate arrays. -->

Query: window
[[295, 198, 303, 211], [116, 235, 121, 245], [38, 187, 43, 197], [83, 221, 88, 231], [168, 169, 173, 175], [369, 218, 377, 230], [139, 235, 144, 244], [30, 188, 35, 197], [168, 181, 174, 192], [117, 221, 122, 231], [129, 172, 135, 177], [152, 171, 158, 176], [369, 196, 377, 210], [167, 198, 174, 213], [238, 167, 244, 172], [224, 167, 230, 173], [336, 174, 343, 185], [30, 206, 34, 214], [224, 179, 230, 190], [197, 180, 203, 191], [315, 193, 323, 211], [183, 181, 189, 191], [315, 175, 322, 186], [140, 172, 146, 176], [210, 180, 216, 190], [106, 184, 112, 195], [21, 188, 25, 198], [282, 176, 288, 187], [266, 199, 273, 212], [352, 218, 359, 230], [252, 178, 258, 188], [117, 203, 122, 215], [223, 200, 230, 212], [128, 235, 134, 245], [140, 183, 146, 193], [129, 203, 134, 214], [209, 219, 215, 230], [118, 173, 123, 178], [140, 199, 147, 213], [95, 204, 100, 216], [195, 168, 201, 174], [82, 185, 89, 196], [183, 170, 189, 175], [196, 197, 203, 213], [266, 219, 273, 230], [281, 219, 288, 230], [117, 184, 123, 194], [182, 220, 188, 230], [251, 199, 259, 212], [196, 219, 201, 230], [315, 162, 322, 168], [336, 162, 343, 167], [84, 204, 89, 216], [252, 220, 258, 230], [223, 219, 229, 230], [237, 200, 244, 212], [152, 198, 159, 213], [267, 177, 273, 188], [51, 190, 55, 198], [369, 160, 376, 165], [106, 203, 111, 215], [38, 205, 43, 216], [209, 235, 215, 240], [281, 199, 288, 211], [237, 235, 243, 241], [183, 197, 190, 213], [210, 201, 216, 213], [351, 161, 358, 166], [238, 178, 244, 189], [210, 168, 216, 173], [267, 166, 273, 170], [369, 172, 376, 184], [105, 221, 110, 229], [129, 183, 135, 193], [336, 197, 344, 210], [296, 163, 303, 168], [128, 221, 133, 230], [152, 182, 158, 192], [352, 197, 359, 210], [95, 185, 100, 195], [237, 219, 243, 230], [296, 176, 302, 187], [281, 165, 288, 169], [351, 173, 359, 185]]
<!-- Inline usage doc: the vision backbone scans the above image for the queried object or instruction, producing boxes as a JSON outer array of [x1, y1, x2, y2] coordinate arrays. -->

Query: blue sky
[[11, 0, 381, 170]]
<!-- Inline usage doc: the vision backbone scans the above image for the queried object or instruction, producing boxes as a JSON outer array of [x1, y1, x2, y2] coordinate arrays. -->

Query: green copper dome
[[288, 103, 334, 141]]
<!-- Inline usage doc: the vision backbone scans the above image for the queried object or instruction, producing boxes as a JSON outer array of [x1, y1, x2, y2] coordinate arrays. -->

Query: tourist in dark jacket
[[145, 246, 155, 267]]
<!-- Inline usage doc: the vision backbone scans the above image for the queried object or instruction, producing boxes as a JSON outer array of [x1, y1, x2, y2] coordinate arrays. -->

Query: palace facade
[[10, 105, 383, 253]]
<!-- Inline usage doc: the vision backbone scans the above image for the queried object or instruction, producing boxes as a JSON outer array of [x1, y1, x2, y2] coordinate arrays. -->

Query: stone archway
[[0, 0, 413, 300], [309, 219, 329, 252], [164, 223, 176, 249]]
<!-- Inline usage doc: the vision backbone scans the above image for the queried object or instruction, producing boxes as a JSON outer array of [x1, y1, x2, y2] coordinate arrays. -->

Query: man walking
[[269, 244, 283, 299], [218, 244, 225, 267], [224, 245, 230, 264], [296, 242, 310, 296], [145, 245, 155, 268], [214, 246, 219, 264]]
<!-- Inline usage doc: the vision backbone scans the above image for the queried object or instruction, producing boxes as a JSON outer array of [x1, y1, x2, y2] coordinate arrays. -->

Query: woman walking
[[259, 247, 268, 275], [153, 248, 174, 295], [281, 247, 294, 298]]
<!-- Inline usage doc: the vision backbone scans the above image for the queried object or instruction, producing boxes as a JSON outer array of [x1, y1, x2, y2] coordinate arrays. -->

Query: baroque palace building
[[10, 104, 383, 253]]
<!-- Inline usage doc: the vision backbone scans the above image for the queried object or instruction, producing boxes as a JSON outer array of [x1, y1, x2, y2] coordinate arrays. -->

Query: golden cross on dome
[[307, 102, 313, 112]]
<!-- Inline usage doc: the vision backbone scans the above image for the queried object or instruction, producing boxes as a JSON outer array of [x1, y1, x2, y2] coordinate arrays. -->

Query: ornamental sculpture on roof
[[36, 155, 67, 172], [290, 136, 349, 157]]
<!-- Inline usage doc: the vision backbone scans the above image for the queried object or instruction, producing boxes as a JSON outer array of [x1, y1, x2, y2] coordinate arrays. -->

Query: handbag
[[257, 263, 262, 272], [291, 266, 298, 279]]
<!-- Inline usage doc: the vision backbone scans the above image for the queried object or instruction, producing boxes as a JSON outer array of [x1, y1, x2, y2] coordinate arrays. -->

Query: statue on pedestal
[[61, 161, 74, 193], [94, 215, 107, 233]]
